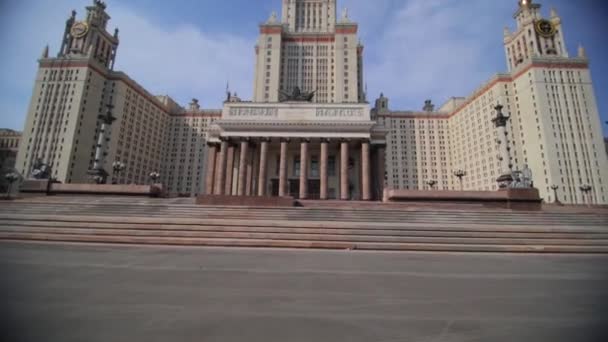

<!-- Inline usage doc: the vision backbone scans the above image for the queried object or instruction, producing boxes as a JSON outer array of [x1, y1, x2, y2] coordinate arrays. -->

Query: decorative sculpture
[[521, 164, 533, 188], [31, 158, 51, 180], [509, 165, 533, 189], [279, 87, 316, 102]]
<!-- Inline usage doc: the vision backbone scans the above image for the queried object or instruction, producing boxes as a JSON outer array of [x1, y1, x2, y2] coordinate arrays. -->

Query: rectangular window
[[310, 156, 319, 178], [294, 156, 300, 177], [328, 156, 336, 176]]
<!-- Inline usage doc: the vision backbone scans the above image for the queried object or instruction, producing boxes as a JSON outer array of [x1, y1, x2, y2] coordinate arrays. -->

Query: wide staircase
[[0, 196, 607, 253]]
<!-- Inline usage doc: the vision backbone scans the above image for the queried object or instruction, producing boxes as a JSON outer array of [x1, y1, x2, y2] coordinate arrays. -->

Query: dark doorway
[[270, 179, 320, 199]]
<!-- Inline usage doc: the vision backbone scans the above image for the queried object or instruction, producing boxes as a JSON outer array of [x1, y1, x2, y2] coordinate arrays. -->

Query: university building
[[0, 129, 21, 192], [377, 0, 608, 205], [14, 0, 608, 204]]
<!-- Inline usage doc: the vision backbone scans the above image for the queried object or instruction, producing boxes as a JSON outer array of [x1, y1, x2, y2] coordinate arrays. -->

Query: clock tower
[[58, 0, 119, 70], [504, 0, 568, 71]]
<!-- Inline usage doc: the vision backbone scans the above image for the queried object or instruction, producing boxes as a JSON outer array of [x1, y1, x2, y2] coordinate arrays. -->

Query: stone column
[[246, 143, 255, 196], [377, 146, 386, 200], [258, 138, 270, 196], [237, 139, 248, 196], [205, 143, 217, 195], [279, 139, 289, 197], [299, 139, 310, 200], [224, 144, 235, 195], [361, 140, 371, 201], [320, 139, 329, 200], [214, 140, 228, 195], [340, 139, 349, 201]]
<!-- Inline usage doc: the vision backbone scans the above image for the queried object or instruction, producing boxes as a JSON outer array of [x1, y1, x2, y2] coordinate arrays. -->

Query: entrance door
[[270, 179, 279, 197], [289, 179, 300, 198], [271, 179, 320, 199], [308, 180, 320, 200]]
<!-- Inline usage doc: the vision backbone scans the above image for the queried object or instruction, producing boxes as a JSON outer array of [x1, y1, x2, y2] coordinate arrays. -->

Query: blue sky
[[1, 0, 607, 135]]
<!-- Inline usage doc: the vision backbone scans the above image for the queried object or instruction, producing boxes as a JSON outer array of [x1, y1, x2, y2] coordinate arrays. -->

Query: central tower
[[282, 0, 337, 33], [253, 0, 364, 104]]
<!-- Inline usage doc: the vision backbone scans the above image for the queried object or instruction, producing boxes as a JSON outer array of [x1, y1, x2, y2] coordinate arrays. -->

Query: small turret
[[41, 45, 49, 59], [374, 93, 389, 113], [578, 44, 587, 59]]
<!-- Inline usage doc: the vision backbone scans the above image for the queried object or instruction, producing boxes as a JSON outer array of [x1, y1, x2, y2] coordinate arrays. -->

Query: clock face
[[535, 19, 556, 38], [70, 22, 89, 38]]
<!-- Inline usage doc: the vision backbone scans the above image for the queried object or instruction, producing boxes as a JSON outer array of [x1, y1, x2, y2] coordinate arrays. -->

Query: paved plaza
[[1, 242, 607, 341]]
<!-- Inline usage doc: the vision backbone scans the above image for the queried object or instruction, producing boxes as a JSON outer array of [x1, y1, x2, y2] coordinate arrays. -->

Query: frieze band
[[229, 107, 278, 117], [316, 108, 364, 118]]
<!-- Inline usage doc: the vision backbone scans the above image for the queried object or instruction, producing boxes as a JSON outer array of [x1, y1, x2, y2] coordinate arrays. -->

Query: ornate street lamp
[[4, 172, 19, 200], [550, 185, 561, 205], [88, 100, 117, 184], [112, 161, 126, 184], [492, 103, 513, 188], [426, 180, 437, 191], [453, 169, 467, 191], [149, 172, 160, 184], [579, 184, 592, 207]]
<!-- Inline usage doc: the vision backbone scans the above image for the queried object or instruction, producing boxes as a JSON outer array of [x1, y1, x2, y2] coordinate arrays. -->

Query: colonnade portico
[[205, 137, 373, 200], [204, 102, 387, 201]]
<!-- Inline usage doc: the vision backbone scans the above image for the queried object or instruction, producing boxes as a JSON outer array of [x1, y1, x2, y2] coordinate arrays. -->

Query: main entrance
[[271, 179, 321, 199]]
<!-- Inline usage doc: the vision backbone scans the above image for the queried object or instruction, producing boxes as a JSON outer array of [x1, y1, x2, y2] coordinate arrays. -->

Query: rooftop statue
[[279, 87, 316, 102]]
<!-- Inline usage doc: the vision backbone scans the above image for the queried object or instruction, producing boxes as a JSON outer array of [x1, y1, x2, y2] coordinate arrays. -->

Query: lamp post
[[149, 172, 160, 184], [4, 172, 19, 200], [579, 184, 592, 208], [550, 185, 561, 205], [453, 169, 467, 191], [112, 161, 126, 184], [491, 103, 513, 188], [88, 100, 117, 184], [426, 180, 437, 191]]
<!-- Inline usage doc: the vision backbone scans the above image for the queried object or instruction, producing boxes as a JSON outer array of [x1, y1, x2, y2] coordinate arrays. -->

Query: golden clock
[[70, 22, 89, 38], [535, 19, 556, 38]]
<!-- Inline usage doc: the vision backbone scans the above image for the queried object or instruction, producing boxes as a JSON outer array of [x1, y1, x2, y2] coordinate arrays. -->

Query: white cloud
[[110, 5, 255, 109], [348, 0, 512, 109], [0, 0, 256, 132]]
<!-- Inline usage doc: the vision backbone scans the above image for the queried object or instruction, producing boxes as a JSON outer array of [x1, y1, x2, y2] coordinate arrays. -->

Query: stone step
[[2, 226, 607, 246], [7, 199, 607, 216], [1, 231, 607, 254], [1, 215, 607, 233], [3, 219, 607, 238], [2, 207, 605, 226]]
